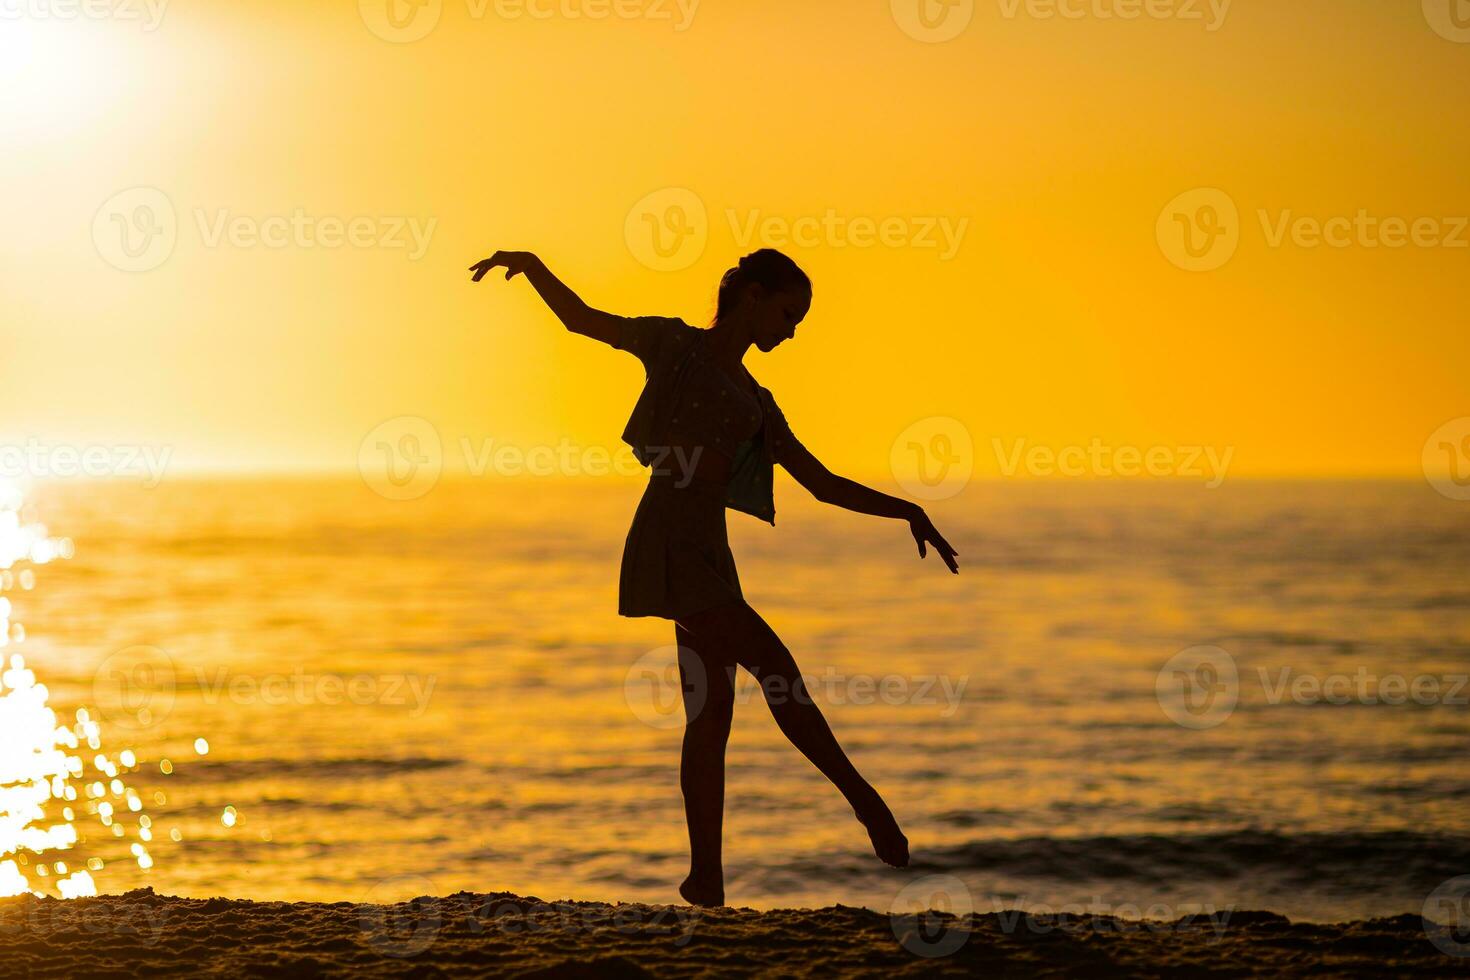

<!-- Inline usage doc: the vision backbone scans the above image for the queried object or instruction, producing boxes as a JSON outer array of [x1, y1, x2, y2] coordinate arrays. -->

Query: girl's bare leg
[[673, 623, 735, 907], [678, 602, 909, 873]]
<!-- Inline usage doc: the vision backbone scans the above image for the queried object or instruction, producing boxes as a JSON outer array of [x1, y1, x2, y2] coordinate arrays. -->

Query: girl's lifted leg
[[680, 603, 909, 870]]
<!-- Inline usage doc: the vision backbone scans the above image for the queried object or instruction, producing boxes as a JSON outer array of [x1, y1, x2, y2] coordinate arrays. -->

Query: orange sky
[[2, 0, 1467, 481]]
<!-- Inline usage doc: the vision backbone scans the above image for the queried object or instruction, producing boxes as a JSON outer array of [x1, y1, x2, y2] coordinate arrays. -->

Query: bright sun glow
[[0, 17, 118, 141]]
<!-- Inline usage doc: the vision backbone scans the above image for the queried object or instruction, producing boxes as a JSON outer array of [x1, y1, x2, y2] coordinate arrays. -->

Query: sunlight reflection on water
[[0, 478, 162, 898]]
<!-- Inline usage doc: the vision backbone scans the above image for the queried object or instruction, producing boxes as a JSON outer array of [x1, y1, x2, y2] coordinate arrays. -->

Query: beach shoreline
[[2, 887, 1462, 978]]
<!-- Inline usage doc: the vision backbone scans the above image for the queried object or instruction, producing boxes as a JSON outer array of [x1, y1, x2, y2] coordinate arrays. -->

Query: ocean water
[[5, 477, 1469, 921]]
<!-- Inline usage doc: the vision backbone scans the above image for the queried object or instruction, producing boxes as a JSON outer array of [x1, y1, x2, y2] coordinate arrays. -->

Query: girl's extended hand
[[909, 508, 959, 574], [469, 250, 539, 282]]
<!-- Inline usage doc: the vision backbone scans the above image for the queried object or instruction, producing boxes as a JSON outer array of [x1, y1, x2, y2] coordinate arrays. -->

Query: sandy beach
[[1, 887, 1462, 978]]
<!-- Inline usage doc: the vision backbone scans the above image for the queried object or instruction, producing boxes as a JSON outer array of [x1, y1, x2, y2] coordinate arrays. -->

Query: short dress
[[613, 316, 797, 621]]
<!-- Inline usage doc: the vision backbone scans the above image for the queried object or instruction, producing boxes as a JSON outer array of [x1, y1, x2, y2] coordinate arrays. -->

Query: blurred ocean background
[[5, 477, 1469, 920]]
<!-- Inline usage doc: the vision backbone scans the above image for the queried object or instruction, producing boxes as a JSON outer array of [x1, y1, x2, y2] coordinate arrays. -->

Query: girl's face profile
[[751, 285, 811, 352]]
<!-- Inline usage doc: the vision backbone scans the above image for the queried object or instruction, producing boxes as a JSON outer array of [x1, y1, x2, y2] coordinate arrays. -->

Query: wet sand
[[1, 887, 1462, 978]]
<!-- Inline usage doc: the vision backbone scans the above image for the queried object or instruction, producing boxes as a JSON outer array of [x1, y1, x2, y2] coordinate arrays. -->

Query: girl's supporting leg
[[673, 622, 736, 907]]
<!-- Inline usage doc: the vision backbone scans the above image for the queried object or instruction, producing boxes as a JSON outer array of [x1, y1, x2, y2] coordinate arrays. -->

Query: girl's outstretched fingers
[[470, 250, 537, 283], [909, 510, 960, 574]]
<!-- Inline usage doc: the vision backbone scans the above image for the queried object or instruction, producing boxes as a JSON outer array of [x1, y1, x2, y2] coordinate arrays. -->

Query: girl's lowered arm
[[778, 434, 960, 574]]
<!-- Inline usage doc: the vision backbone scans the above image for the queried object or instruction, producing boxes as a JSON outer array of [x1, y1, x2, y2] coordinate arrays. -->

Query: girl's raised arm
[[470, 250, 623, 348]]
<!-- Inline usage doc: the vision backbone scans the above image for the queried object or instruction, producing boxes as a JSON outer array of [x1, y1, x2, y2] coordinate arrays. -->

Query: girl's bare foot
[[679, 872, 725, 908], [855, 798, 910, 868]]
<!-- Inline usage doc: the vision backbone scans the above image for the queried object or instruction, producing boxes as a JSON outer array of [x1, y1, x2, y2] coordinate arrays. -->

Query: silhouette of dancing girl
[[470, 248, 959, 907]]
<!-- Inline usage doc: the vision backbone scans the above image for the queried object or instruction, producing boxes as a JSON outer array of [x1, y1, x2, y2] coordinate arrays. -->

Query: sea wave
[[911, 829, 1470, 894]]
